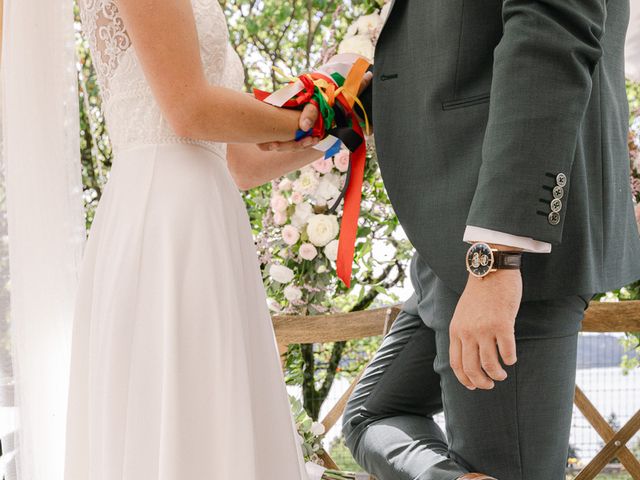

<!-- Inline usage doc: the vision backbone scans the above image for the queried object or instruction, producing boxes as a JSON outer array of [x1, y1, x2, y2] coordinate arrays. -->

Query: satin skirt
[[63, 143, 307, 480]]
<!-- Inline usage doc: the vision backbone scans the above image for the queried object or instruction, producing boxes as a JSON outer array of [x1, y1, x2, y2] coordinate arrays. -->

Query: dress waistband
[[114, 138, 227, 160]]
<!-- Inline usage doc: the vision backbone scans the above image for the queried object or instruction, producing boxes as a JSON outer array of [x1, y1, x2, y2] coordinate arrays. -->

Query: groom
[[270, 0, 640, 478]]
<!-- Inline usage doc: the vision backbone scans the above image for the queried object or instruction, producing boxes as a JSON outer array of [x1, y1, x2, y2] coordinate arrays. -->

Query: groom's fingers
[[299, 102, 319, 132], [358, 71, 373, 96], [257, 135, 320, 152]]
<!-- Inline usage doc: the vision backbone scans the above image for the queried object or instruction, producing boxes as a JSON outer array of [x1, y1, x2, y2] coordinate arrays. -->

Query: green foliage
[[75, 1, 112, 231], [220, 0, 383, 92]]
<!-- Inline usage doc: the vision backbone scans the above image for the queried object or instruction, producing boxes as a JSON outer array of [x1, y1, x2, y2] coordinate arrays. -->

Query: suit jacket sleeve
[[465, 0, 606, 244]]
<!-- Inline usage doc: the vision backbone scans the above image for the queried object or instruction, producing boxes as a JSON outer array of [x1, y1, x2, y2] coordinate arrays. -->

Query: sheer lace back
[[79, 0, 244, 156]]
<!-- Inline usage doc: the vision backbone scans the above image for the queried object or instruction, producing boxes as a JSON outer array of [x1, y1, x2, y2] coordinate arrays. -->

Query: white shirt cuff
[[464, 225, 552, 253]]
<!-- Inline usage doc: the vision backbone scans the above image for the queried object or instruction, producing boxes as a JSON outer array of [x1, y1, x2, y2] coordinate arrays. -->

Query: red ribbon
[[333, 95, 366, 289]]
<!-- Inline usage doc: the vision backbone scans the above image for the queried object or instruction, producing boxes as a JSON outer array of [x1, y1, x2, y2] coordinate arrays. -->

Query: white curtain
[[1, 1, 85, 480], [627, 0, 640, 81]]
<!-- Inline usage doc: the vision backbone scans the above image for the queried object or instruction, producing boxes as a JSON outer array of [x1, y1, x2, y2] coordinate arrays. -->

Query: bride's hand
[[259, 71, 373, 152]]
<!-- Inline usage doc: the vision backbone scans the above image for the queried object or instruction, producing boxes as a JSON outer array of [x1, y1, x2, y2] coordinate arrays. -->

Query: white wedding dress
[[64, 1, 308, 479]]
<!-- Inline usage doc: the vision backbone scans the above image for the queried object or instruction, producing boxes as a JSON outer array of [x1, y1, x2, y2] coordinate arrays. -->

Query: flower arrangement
[[290, 394, 327, 463], [290, 395, 368, 480], [259, 152, 350, 317], [257, 1, 394, 318]]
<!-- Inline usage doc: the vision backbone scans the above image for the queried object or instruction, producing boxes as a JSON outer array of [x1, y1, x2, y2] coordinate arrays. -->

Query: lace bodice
[[79, 0, 244, 157]]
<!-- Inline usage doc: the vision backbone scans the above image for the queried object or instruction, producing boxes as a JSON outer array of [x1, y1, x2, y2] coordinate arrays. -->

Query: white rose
[[324, 239, 339, 261], [269, 264, 294, 284], [293, 168, 320, 195], [311, 421, 326, 436], [338, 35, 375, 62], [356, 12, 382, 36], [345, 21, 359, 38], [299, 243, 318, 261], [282, 225, 300, 246], [278, 178, 293, 192], [307, 214, 339, 247], [291, 202, 314, 228], [284, 285, 303, 302], [314, 176, 341, 202]]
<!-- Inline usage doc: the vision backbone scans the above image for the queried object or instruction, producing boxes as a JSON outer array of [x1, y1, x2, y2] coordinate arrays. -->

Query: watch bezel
[[465, 242, 495, 278]]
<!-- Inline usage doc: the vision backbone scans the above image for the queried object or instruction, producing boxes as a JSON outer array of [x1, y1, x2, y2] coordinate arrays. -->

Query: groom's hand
[[449, 262, 522, 390]]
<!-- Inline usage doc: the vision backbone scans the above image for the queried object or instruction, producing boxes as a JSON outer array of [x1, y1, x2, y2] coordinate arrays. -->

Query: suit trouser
[[342, 252, 594, 480]]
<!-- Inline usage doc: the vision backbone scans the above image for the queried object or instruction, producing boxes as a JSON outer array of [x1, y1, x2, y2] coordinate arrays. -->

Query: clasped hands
[[257, 70, 373, 153]]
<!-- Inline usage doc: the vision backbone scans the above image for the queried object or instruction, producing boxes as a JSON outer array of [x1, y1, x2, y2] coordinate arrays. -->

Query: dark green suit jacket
[[365, 0, 640, 301]]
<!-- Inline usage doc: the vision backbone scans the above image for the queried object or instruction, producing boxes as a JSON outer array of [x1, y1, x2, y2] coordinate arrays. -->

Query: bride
[[63, 0, 369, 478]]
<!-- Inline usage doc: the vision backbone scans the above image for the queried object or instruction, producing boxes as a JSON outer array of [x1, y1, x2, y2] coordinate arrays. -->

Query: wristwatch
[[465, 242, 522, 278]]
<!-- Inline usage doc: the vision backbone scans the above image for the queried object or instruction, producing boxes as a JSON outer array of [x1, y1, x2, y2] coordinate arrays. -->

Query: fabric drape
[[0, 0, 85, 479]]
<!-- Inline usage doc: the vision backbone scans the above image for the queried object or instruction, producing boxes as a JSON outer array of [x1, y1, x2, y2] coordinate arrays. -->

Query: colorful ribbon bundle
[[254, 54, 371, 288]]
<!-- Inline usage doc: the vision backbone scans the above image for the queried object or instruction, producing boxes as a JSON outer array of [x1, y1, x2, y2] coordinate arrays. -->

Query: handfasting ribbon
[[333, 60, 369, 288], [254, 54, 371, 288]]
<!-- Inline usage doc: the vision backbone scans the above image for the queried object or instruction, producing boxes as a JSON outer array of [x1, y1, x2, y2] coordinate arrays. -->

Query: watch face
[[466, 243, 494, 277]]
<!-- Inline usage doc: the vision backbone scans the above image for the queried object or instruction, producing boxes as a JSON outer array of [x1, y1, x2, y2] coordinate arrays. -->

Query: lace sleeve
[[78, 0, 132, 101]]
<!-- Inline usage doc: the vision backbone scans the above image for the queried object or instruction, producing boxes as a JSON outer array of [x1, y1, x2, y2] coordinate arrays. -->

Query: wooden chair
[[273, 300, 640, 479]]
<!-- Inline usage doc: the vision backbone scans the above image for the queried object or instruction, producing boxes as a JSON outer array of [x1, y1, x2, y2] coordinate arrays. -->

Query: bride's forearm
[[227, 143, 323, 191], [170, 85, 301, 145]]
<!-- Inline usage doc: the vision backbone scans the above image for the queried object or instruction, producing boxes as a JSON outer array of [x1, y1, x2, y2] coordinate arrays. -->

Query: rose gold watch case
[[465, 242, 497, 278]]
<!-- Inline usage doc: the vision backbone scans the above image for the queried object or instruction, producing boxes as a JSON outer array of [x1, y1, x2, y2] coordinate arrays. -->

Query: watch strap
[[494, 251, 522, 270]]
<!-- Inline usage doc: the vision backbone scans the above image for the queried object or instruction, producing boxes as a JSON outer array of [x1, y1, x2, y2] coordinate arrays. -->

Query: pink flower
[[299, 243, 318, 261], [270, 193, 288, 213], [291, 191, 304, 204], [282, 225, 301, 245], [274, 211, 288, 225], [278, 178, 293, 192], [635, 202, 640, 227], [333, 150, 350, 172], [312, 157, 334, 174], [631, 176, 640, 199]]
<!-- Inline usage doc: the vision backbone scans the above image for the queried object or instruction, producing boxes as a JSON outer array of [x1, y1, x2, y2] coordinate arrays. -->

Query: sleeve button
[[553, 186, 564, 199], [550, 198, 562, 212], [556, 173, 567, 187], [548, 211, 561, 225]]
